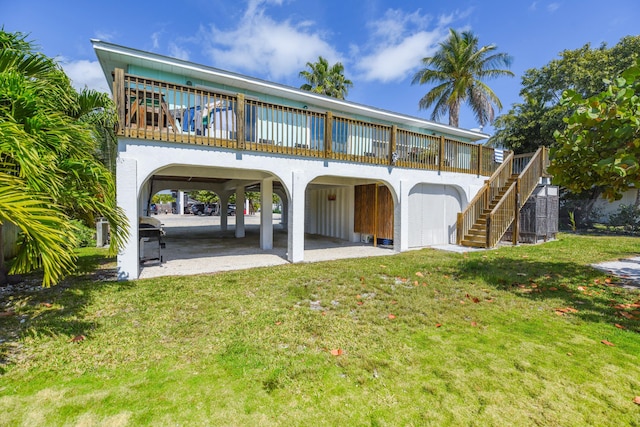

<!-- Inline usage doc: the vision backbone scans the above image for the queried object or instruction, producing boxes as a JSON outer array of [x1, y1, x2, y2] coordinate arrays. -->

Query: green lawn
[[1, 234, 640, 426]]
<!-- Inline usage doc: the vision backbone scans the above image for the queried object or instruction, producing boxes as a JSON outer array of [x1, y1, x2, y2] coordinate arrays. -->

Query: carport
[[138, 214, 394, 279]]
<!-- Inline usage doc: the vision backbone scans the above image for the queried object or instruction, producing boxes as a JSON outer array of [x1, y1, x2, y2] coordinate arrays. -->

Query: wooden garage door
[[354, 184, 393, 240]]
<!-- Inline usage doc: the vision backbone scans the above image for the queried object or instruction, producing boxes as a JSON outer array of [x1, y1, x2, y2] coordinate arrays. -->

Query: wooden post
[[484, 180, 489, 209], [236, 93, 245, 149], [513, 179, 521, 245], [438, 135, 445, 172], [389, 125, 397, 166], [373, 183, 378, 247], [113, 68, 126, 135], [324, 111, 333, 158], [477, 145, 483, 176], [485, 215, 492, 248], [456, 213, 463, 245]]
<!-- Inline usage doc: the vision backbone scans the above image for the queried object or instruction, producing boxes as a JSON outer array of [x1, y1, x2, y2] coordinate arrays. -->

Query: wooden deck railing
[[112, 69, 500, 176], [458, 146, 549, 247], [487, 146, 547, 246], [456, 151, 514, 244], [486, 183, 518, 247]]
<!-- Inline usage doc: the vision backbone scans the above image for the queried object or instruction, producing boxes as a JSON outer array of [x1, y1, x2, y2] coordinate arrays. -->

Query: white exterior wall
[[256, 116, 309, 147], [116, 138, 486, 280], [305, 186, 354, 241], [594, 189, 637, 222]]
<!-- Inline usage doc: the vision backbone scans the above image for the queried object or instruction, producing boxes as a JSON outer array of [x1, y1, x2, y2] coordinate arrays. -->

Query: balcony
[[112, 69, 502, 177]]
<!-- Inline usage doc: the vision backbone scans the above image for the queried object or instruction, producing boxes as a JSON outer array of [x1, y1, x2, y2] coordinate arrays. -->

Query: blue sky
[[3, 0, 639, 135]]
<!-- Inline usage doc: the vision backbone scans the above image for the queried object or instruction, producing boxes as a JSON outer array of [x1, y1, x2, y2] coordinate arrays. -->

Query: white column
[[288, 171, 305, 262], [178, 190, 186, 215], [280, 192, 288, 227], [260, 178, 273, 250], [396, 179, 410, 252], [235, 186, 245, 238], [220, 192, 230, 231], [116, 157, 139, 280]]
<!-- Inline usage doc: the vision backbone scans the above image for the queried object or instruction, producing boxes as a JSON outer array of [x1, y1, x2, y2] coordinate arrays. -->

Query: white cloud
[[151, 31, 161, 50], [357, 31, 443, 82], [60, 59, 111, 93], [354, 9, 451, 83], [199, 0, 339, 79], [93, 31, 116, 42], [529, 2, 538, 11], [168, 42, 190, 61], [547, 2, 560, 12]]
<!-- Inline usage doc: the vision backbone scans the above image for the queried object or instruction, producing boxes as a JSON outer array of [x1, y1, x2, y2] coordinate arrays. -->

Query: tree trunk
[[448, 100, 460, 128], [635, 188, 640, 207], [580, 187, 603, 227], [0, 224, 6, 285]]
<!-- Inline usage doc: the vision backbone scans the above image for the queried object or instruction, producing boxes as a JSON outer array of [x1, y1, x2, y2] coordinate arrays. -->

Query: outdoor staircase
[[460, 176, 518, 248], [457, 147, 549, 248]]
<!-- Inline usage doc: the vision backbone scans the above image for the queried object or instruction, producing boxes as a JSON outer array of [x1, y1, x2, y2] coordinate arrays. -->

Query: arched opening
[[304, 176, 396, 251]]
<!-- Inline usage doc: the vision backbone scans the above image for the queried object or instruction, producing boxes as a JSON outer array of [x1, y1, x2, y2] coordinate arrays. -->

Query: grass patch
[[1, 233, 640, 425]]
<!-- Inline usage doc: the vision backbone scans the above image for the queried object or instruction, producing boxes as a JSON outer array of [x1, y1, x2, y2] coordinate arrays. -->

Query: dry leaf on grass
[[633, 396, 640, 405], [388, 314, 396, 319], [614, 324, 626, 330], [555, 307, 578, 316], [415, 271, 424, 277], [330, 349, 343, 356], [601, 340, 615, 346], [70, 335, 86, 343]]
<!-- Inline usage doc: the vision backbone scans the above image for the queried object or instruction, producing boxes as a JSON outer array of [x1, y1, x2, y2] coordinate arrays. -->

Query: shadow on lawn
[[0, 254, 132, 374], [456, 256, 640, 332]]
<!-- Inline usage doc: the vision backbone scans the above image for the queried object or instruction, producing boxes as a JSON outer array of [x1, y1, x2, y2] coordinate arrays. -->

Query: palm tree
[[73, 88, 119, 175], [411, 29, 514, 128], [299, 56, 353, 100], [0, 29, 128, 286]]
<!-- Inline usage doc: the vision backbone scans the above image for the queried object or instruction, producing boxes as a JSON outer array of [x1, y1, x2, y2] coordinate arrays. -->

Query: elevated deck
[[112, 69, 502, 178]]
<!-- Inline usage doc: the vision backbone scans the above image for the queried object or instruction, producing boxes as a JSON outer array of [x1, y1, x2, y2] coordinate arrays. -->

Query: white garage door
[[408, 184, 462, 248]]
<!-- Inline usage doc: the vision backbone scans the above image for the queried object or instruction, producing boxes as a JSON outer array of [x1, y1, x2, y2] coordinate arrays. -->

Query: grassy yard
[[1, 233, 640, 426]]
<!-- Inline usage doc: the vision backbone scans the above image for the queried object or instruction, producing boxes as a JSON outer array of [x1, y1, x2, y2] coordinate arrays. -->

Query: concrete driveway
[[138, 213, 395, 279]]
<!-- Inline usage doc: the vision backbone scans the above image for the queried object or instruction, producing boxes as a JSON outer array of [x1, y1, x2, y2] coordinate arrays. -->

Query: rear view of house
[[92, 40, 550, 280]]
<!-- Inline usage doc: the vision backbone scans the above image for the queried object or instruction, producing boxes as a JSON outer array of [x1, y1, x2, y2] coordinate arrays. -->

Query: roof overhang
[[92, 39, 490, 142]]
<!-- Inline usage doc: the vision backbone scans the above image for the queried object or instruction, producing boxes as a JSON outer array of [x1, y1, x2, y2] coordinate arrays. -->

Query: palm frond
[[412, 28, 513, 127]]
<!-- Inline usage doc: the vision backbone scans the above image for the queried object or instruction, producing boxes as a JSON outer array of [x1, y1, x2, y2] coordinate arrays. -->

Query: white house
[[93, 40, 547, 280]]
